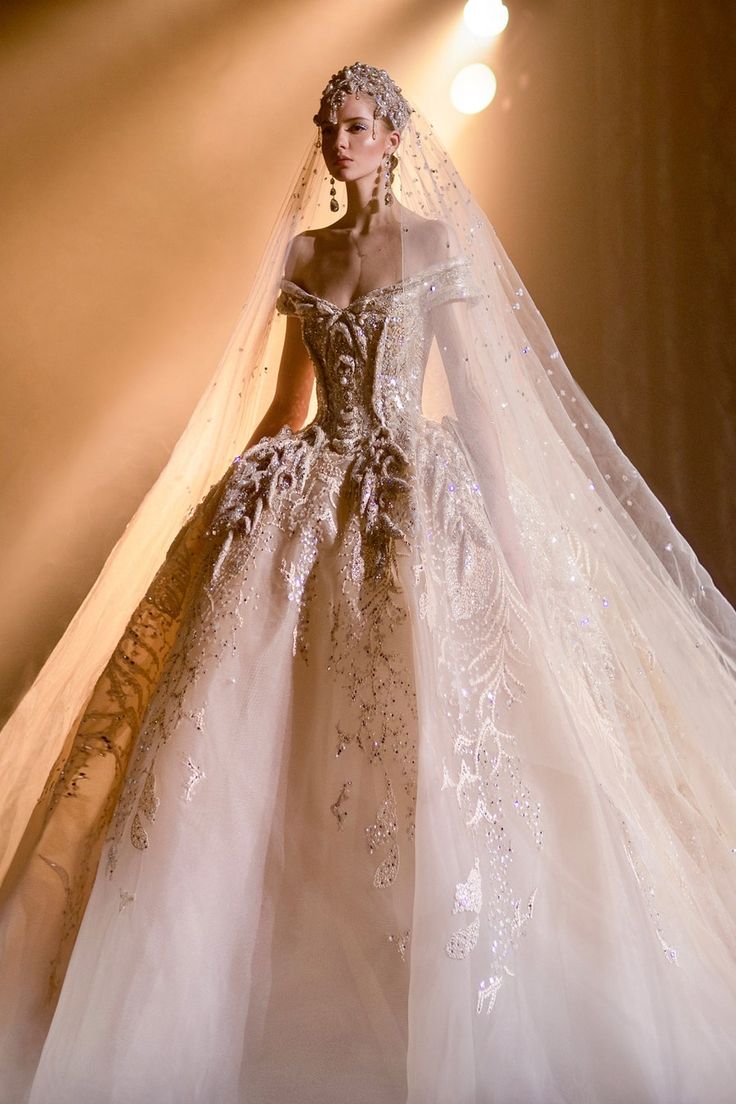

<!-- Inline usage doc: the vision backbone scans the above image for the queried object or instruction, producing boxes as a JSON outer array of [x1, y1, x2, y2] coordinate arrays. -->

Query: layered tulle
[[3, 400, 733, 1103]]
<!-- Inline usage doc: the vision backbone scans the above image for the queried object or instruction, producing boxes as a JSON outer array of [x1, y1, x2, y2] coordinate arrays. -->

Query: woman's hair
[[313, 61, 412, 133]]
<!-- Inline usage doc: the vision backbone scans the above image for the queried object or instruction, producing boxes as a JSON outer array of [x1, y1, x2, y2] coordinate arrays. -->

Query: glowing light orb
[[450, 63, 498, 114], [463, 0, 510, 38]]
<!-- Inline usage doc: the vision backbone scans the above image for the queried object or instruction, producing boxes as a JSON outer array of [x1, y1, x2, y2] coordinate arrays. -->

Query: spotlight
[[450, 63, 498, 114], [463, 0, 510, 38]]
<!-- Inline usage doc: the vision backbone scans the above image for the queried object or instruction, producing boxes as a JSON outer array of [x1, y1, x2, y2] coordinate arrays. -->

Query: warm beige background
[[1, 0, 734, 725]]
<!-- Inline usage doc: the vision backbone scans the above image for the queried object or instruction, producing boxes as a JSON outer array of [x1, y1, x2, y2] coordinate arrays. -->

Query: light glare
[[450, 63, 497, 115], [463, 0, 510, 38]]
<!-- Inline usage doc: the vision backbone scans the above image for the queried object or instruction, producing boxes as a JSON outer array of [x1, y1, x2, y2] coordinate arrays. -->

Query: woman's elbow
[[271, 398, 310, 432]]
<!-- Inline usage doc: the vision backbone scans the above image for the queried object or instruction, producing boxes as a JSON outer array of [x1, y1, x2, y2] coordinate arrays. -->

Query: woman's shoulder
[[399, 211, 461, 267], [283, 232, 316, 282], [401, 210, 451, 237], [282, 214, 458, 280]]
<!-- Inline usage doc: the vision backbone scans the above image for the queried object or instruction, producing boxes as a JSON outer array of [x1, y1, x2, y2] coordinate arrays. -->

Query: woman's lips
[[333, 158, 352, 166]]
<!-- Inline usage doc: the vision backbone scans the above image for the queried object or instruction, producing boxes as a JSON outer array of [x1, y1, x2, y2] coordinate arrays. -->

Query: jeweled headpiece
[[313, 61, 412, 133]]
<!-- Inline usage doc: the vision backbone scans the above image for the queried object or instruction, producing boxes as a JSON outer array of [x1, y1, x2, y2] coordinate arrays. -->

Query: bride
[[1, 62, 735, 1104]]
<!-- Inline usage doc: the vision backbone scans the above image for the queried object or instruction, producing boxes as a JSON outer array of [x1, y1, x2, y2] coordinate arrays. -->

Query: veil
[[394, 106, 736, 1092], [2, 79, 736, 1096]]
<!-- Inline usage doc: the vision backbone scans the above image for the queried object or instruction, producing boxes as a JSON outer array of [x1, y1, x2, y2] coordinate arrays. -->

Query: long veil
[[396, 106, 736, 1096], [1, 89, 736, 1098]]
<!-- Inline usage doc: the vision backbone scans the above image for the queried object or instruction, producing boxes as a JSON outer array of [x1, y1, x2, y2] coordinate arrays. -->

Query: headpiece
[[313, 61, 412, 133]]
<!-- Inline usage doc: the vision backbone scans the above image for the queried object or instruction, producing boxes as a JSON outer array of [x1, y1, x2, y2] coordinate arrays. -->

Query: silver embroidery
[[411, 420, 543, 1003], [365, 775, 400, 889], [387, 929, 411, 961], [182, 756, 205, 803], [330, 780, 352, 828], [446, 916, 480, 959], [476, 974, 504, 1015], [452, 857, 482, 915]]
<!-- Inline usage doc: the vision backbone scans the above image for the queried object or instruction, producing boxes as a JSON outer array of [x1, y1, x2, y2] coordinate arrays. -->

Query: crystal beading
[[313, 61, 412, 133]]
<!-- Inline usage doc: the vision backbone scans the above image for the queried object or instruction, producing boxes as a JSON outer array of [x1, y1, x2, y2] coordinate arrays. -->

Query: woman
[[1, 62, 735, 1104]]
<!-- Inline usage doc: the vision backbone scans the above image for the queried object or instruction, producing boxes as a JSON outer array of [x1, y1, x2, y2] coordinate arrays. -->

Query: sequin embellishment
[[387, 929, 411, 961], [366, 774, 400, 889]]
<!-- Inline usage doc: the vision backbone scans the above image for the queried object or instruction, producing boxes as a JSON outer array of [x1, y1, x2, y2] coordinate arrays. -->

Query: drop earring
[[329, 176, 339, 213], [384, 152, 397, 206]]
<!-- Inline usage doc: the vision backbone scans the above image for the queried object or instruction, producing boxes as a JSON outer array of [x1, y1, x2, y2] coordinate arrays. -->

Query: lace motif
[[412, 418, 544, 1012], [31, 475, 226, 997]]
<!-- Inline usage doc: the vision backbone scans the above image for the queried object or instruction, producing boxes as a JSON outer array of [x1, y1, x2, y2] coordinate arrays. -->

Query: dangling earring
[[384, 151, 397, 206], [329, 176, 339, 213]]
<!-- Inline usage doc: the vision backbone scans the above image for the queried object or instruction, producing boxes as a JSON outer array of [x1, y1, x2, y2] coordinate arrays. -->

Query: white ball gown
[[1, 103, 735, 1104]]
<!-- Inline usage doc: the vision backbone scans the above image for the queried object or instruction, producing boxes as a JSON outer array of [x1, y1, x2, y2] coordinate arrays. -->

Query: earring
[[384, 152, 397, 206], [329, 176, 339, 213]]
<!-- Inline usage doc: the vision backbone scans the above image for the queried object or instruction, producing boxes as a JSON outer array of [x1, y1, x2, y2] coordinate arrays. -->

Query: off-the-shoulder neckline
[[279, 254, 468, 313]]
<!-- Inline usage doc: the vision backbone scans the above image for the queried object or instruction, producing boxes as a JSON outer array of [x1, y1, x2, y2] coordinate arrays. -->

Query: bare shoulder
[[284, 225, 344, 282], [400, 211, 460, 268], [283, 231, 319, 281]]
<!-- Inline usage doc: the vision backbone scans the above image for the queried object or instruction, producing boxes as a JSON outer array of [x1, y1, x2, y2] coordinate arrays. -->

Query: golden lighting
[[463, 0, 510, 38], [449, 63, 497, 114]]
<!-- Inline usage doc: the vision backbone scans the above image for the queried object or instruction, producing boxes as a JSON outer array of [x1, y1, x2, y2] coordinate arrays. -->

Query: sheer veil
[[2, 74, 736, 1097], [394, 103, 736, 1092], [0, 131, 324, 882]]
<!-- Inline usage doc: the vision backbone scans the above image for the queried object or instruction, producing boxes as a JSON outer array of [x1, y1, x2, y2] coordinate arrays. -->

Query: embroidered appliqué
[[476, 974, 504, 1015], [330, 780, 352, 828], [387, 929, 411, 961], [365, 774, 400, 889], [452, 856, 482, 914], [182, 756, 205, 802], [412, 418, 543, 1010], [446, 916, 480, 959]]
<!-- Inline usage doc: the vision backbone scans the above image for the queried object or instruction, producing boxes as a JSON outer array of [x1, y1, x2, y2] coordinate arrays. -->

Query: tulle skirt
[[4, 419, 736, 1103]]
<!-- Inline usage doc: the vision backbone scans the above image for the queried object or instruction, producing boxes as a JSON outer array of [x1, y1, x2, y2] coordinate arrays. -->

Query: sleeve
[[275, 288, 297, 316], [424, 257, 484, 310]]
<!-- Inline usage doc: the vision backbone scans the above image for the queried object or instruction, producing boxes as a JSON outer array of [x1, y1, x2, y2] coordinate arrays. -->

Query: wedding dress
[[1, 70, 735, 1104]]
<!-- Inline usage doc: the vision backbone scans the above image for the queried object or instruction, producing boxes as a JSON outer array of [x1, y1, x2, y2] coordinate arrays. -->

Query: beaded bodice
[[275, 255, 476, 452]]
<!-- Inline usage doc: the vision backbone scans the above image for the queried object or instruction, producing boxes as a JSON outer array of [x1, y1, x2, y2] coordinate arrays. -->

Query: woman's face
[[317, 93, 399, 183]]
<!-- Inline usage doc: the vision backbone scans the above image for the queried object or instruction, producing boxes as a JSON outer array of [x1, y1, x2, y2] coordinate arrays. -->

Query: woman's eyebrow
[[321, 116, 372, 124]]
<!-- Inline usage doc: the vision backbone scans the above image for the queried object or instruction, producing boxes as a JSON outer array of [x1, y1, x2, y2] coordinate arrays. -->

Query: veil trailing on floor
[[2, 77, 736, 1098]]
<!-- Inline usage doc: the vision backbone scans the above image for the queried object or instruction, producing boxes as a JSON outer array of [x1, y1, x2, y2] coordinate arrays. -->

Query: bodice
[[211, 255, 481, 587], [275, 255, 477, 454]]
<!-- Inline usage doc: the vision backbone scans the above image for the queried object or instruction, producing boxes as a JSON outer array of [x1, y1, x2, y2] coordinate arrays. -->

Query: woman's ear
[[385, 130, 400, 158]]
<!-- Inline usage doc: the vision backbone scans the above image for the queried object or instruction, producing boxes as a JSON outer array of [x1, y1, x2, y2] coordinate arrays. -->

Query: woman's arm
[[244, 236, 315, 450], [244, 315, 315, 449]]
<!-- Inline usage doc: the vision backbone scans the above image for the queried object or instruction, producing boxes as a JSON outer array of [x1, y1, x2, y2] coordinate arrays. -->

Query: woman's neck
[[335, 176, 399, 232]]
